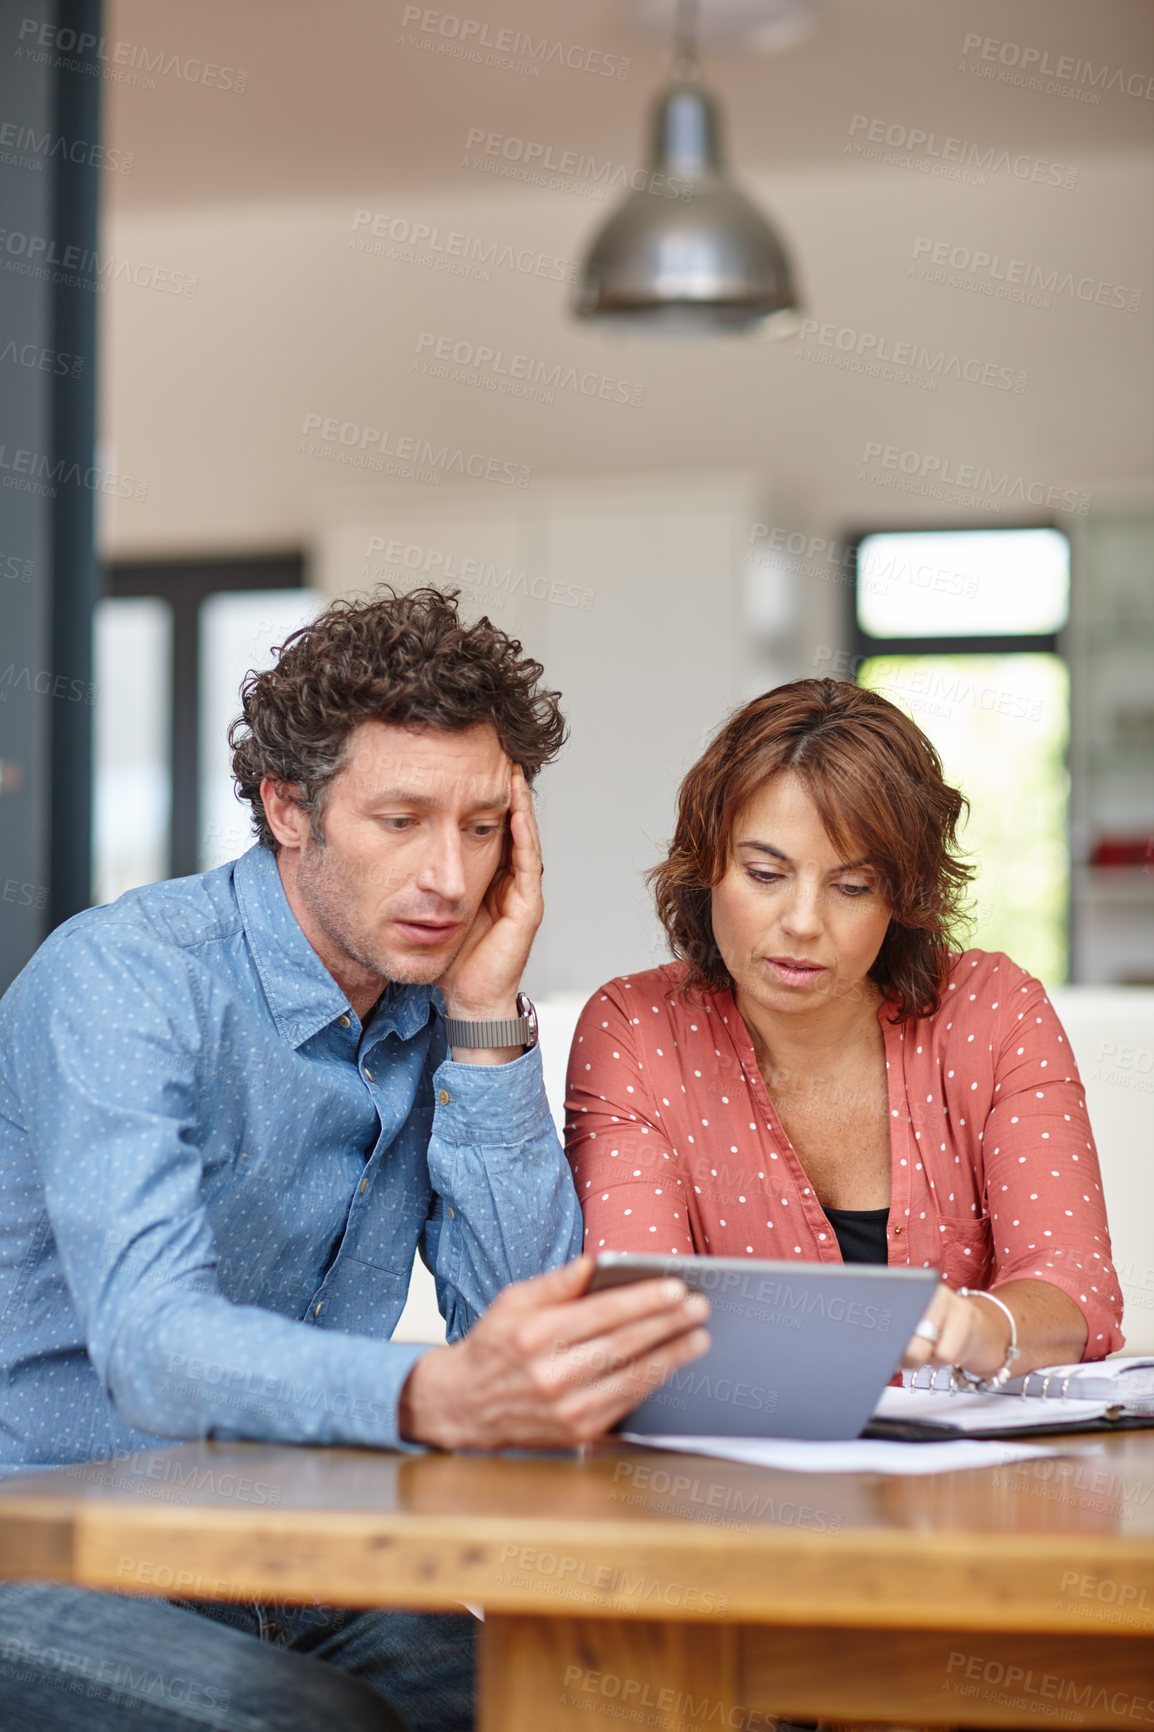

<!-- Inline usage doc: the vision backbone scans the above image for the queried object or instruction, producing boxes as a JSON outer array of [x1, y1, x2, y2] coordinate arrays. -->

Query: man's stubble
[[294, 835, 471, 989]]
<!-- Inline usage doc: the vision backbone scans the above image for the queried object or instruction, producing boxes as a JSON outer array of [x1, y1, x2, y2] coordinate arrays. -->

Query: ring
[[914, 1317, 941, 1345]]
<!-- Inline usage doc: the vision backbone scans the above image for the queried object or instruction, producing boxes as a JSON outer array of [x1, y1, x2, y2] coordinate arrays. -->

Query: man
[[0, 587, 710, 1732]]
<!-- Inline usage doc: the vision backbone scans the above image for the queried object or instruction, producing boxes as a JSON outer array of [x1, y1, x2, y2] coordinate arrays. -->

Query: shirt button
[[438, 1088, 451, 1105], [893, 1225, 902, 1236], [359, 1177, 368, 1194], [448, 1206, 455, 1219], [314, 1302, 323, 1316], [338, 1015, 351, 1029], [364, 1069, 374, 1082]]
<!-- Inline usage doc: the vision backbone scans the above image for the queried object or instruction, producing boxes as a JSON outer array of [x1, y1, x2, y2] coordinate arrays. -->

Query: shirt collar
[[232, 845, 437, 1050]]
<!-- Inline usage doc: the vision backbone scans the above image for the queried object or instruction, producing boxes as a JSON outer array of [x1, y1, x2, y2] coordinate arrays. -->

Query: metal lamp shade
[[575, 80, 801, 334]]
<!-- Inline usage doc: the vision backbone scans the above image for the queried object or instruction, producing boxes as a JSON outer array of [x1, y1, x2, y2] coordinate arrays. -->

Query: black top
[[822, 1205, 890, 1266]]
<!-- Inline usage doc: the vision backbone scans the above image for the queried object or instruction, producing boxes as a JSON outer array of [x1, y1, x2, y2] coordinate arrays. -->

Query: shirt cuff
[[431, 1042, 555, 1146]]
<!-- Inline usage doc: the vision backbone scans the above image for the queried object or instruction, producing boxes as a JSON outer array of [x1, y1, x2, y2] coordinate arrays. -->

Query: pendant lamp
[[574, 0, 801, 334]]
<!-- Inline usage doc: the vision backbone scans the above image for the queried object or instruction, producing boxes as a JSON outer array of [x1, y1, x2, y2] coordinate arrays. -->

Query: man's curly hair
[[229, 586, 567, 850]]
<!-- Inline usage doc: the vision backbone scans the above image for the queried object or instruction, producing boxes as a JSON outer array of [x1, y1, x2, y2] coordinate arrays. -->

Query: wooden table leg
[[480, 1617, 1154, 1732], [741, 1625, 1154, 1730], [479, 1614, 741, 1732]]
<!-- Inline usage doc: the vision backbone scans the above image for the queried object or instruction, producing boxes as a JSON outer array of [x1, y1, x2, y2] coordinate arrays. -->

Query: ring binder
[[881, 1356, 1154, 1439], [911, 1364, 957, 1393]]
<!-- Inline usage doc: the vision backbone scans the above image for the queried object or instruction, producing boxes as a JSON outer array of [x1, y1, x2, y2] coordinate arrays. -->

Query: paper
[[875, 1385, 1113, 1433], [622, 1432, 1068, 1476]]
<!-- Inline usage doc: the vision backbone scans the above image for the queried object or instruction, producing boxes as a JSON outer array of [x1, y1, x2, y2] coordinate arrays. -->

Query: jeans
[[0, 1582, 475, 1731]]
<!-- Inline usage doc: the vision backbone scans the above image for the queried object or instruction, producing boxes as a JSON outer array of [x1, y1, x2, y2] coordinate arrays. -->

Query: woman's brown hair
[[649, 678, 974, 1022]]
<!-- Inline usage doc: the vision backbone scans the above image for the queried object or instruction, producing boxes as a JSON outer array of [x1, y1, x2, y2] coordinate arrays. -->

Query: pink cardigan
[[565, 950, 1124, 1359]]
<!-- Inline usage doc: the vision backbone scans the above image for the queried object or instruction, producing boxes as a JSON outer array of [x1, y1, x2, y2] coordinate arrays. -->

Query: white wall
[[100, 156, 1154, 564], [312, 475, 762, 994], [97, 159, 1154, 982], [1050, 988, 1154, 1356]]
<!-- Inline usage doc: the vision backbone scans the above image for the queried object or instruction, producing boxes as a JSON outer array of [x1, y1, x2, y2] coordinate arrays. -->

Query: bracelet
[[955, 1287, 1021, 1392]]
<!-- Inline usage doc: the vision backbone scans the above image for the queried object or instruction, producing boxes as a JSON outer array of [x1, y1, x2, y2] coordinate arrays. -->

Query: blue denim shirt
[[0, 845, 582, 1469]]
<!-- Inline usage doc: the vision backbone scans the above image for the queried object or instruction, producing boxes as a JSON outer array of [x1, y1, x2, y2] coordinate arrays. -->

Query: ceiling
[[98, 0, 1154, 561], [107, 0, 1154, 212]]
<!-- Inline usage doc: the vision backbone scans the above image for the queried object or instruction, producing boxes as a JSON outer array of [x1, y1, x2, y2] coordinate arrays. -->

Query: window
[[850, 528, 1071, 984], [94, 557, 321, 899], [199, 591, 322, 871], [93, 599, 172, 907]]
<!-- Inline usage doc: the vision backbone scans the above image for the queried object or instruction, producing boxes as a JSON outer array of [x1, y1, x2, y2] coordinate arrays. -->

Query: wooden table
[[3, 1434, 1154, 1731]]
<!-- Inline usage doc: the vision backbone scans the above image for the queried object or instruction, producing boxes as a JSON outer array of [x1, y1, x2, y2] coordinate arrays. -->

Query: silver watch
[[444, 991, 538, 1051]]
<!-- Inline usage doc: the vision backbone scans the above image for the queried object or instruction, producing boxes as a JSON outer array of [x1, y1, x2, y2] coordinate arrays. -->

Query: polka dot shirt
[[0, 843, 583, 1469], [565, 951, 1123, 1360]]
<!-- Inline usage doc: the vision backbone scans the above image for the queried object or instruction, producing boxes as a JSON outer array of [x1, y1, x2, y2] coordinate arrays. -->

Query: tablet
[[588, 1252, 941, 1440]]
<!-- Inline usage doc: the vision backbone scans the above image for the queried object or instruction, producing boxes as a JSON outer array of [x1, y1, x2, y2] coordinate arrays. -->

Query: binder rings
[[865, 1358, 1154, 1441]]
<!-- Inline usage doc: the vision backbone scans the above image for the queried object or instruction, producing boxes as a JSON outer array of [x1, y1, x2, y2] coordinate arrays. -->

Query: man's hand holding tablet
[[398, 1255, 712, 1449]]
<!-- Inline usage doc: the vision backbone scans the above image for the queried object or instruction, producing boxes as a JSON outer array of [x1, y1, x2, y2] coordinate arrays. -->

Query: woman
[[566, 679, 1122, 1382]]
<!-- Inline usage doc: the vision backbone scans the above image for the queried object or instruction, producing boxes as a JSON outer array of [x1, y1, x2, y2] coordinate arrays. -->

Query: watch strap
[[444, 992, 538, 1050]]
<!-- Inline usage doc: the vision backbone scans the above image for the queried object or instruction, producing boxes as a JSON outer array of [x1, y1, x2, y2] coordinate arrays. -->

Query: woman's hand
[[901, 1281, 1011, 1378], [902, 1278, 1089, 1380]]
